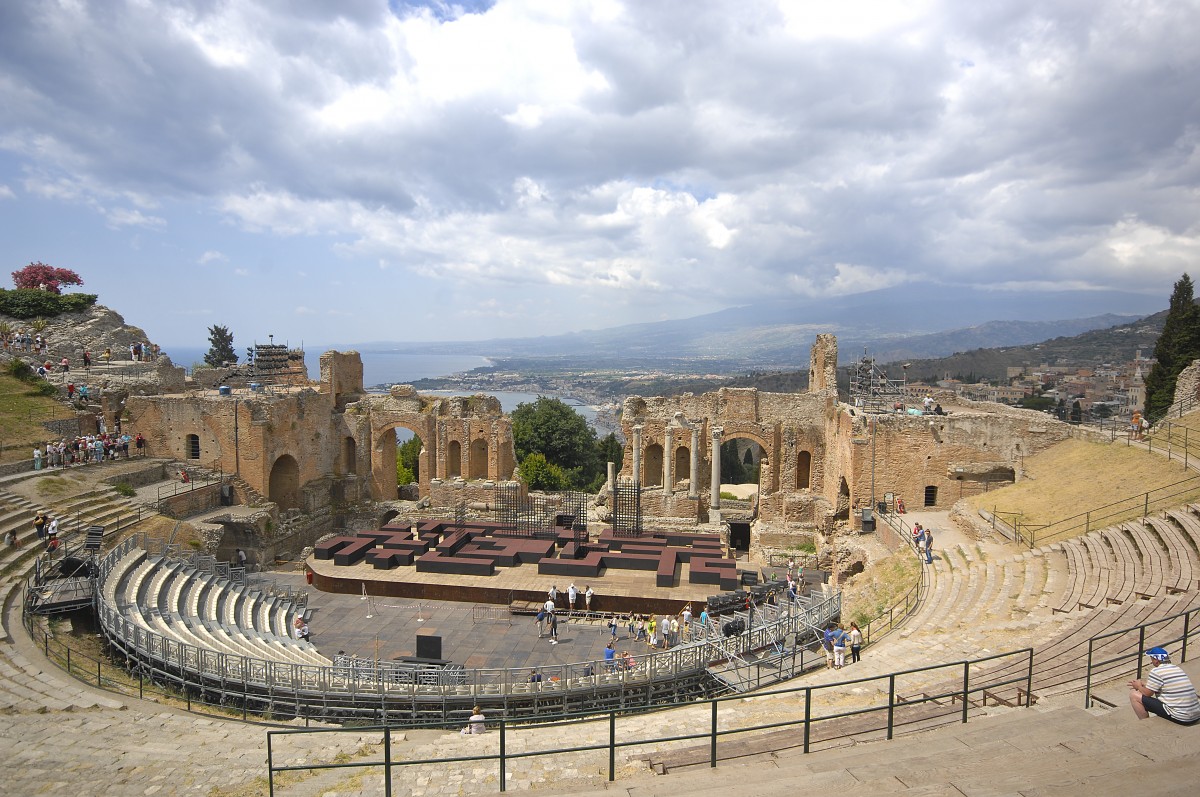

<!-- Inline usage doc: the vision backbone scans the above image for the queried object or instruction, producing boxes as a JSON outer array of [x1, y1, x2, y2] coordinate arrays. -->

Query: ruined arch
[[269, 454, 301, 511], [371, 418, 435, 502], [447, 440, 462, 478]]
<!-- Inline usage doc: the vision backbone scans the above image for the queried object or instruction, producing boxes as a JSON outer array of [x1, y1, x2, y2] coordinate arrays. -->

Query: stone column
[[632, 425, 643, 487], [689, 428, 700, 498], [662, 428, 674, 496], [710, 426, 723, 509]]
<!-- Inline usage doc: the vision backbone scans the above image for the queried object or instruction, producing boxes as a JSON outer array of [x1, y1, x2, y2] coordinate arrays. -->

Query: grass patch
[[0, 371, 75, 463], [966, 438, 1200, 539], [841, 551, 922, 629]]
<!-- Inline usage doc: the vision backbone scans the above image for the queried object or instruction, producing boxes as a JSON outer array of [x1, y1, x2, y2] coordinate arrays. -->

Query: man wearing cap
[[1129, 647, 1200, 725]]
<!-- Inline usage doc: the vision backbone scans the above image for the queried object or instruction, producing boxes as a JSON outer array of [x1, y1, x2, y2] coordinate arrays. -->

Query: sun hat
[[1145, 646, 1171, 663]]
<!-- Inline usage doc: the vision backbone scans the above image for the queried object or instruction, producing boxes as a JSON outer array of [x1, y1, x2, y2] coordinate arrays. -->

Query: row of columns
[[628, 424, 724, 508]]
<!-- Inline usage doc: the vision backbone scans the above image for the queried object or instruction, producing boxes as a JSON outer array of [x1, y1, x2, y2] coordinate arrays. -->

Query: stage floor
[[275, 571, 689, 672]]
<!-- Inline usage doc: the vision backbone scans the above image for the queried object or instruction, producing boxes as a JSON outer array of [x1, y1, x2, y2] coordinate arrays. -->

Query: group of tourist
[[912, 522, 935, 564], [821, 622, 863, 669], [545, 582, 595, 613], [4, 511, 62, 555], [1130, 411, 1150, 441], [33, 433, 144, 470]]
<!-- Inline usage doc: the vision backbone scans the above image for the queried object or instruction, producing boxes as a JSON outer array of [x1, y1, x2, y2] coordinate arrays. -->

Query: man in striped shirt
[[1129, 647, 1200, 725]]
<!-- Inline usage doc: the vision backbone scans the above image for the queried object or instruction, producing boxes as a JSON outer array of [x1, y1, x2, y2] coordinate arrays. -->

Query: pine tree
[[1144, 274, 1200, 418], [203, 324, 237, 367]]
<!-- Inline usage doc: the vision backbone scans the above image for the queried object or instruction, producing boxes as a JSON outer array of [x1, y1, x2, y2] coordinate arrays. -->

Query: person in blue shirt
[[603, 641, 617, 671]]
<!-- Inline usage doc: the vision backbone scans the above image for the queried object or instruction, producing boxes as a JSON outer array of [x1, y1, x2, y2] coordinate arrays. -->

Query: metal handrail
[[265, 646, 1036, 793], [991, 477, 1200, 549], [1082, 604, 1199, 708]]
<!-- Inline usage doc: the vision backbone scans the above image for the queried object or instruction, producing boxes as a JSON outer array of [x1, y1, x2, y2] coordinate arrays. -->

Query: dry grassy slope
[[965, 436, 1200, 526]]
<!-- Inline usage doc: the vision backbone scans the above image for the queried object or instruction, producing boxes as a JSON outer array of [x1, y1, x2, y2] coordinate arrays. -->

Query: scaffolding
[[848, 350, 907, 413], [611, 478, 644, 538]]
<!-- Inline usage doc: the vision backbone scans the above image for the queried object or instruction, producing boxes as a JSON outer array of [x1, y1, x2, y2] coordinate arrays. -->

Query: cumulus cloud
[[0, 184, 14, 199], [0, 0, 1197, 339], [198, 250, 227, 265]]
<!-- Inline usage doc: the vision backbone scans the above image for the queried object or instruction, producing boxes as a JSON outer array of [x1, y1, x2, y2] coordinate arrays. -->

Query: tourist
[[547, 611, 559, 644], [603, 641, 617, 671], [1129, 647, 1200, 725], [584, 585, 593, 612], [832, 624, 848, 668], [849, 622, 863, 664], [698, 607, 710, 634], [822, 624, 836, 669], [45, 532, 59, 558], [635, 615, 647, 642], [543, 595, 556, 616], [47, 517, 58, 538], [548, 585, 558, 607], [568, 582, 578, 611], [4, 529, 16, 547], [1130, 411, 1143, 441], [647, 616, 657, 647], [669, 616, 680, 647], [460, 705, 486, 735], [82, 350, 91, 369], [912, 523, 925, 553], [529, 669, 543, 683], [681, 604, 692, 636], [626, 612, 636, 640], [293, 617, 311, 642], [535, 607, 547, 638], [622, 651, 636, 671], [32, 446, 42, 471], [924, 527, 934, 564]]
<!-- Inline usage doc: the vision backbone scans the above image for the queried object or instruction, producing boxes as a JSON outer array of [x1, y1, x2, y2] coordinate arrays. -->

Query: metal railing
[[1082, 604, 1199, 708], [867, 511, 930, 645], [989, 474, 1200, 549], [78, 535, 842, 722], [156, 468, 224, 501], [265, 646, 1035, 794]]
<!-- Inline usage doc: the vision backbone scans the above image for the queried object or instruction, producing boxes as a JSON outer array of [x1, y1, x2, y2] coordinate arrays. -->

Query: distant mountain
[[894, 311, 1165, 384], [318, 282, 1162, 373]]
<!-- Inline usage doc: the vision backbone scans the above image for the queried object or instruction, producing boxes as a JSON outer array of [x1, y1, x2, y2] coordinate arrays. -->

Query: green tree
[[511, 397, 600, 488], [1017, 395, 1056, 412], [204, 324, 237, 367], [1144, 274, 1200, 418], [719, 440, 750, 484], [397, 435, 422, 484], [1070, 400, 1083, 424], [596, 432, 623, 472], [518, 452, 569, 491]]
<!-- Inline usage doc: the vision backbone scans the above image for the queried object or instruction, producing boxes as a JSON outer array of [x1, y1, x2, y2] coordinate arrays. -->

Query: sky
[[1, 0, 1198, 349]]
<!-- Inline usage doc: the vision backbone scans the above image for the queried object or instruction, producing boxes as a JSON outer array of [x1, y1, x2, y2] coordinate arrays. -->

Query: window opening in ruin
[[395, 429, 422, 488], [185, 434, 200, 460], [341, 436, 356, 476], [924, 485, 938, 506], [797, 450, 812, 489], [644, 443, 664, 487], [447, 440, 462, 478]]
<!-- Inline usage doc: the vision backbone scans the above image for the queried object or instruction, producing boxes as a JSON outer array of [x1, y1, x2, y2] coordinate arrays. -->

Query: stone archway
[[469, 439, 488, 479], [340, 436, 357, 476], [269, 454, 301, 511]]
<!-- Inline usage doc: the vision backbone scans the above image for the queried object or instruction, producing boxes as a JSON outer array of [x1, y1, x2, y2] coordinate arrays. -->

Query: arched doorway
[[268, 454, 301, 511], [447, 440, 462, 478]]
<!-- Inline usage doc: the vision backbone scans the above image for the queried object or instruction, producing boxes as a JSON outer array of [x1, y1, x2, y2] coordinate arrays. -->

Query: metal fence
[[988, 474, 1200, 549], [265, 646, 1035, 794], [86, 534, 842, 723]]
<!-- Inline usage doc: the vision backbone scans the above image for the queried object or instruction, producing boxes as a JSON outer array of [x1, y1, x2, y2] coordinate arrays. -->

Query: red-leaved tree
[[11, 262, 84, 294]]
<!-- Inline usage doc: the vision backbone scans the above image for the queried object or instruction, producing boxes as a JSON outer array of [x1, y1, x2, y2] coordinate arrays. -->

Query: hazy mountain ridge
[[324, 282, 1160, 372]]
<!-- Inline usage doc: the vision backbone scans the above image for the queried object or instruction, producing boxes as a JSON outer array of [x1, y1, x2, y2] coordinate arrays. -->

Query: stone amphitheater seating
[[105, 550, 327, 667]]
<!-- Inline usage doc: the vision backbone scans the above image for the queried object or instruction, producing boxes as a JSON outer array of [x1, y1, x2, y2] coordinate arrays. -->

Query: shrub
[[31, 381, 59, 397], [6, 358, 35, 381], [0, 289, 98, 319], [113, 482, 136, 497]]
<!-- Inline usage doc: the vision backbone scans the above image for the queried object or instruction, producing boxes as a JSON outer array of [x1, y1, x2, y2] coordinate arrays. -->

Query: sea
[[160, 346, 598, 427]]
